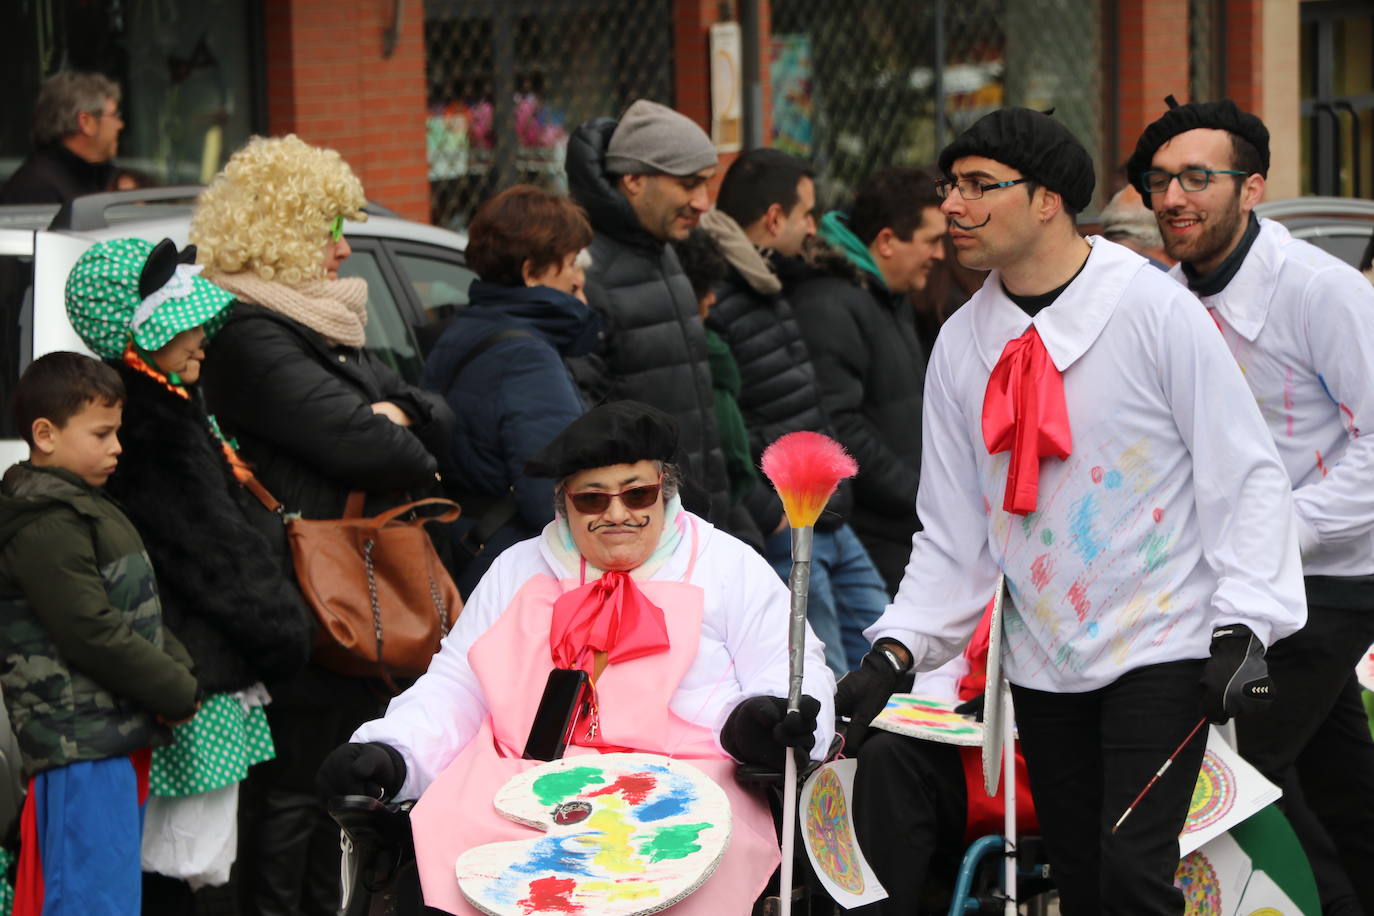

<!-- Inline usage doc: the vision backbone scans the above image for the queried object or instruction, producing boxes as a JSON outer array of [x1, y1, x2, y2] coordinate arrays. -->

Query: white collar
[[1168, 217, 1288, 342], [969, 236, 1147, 373]]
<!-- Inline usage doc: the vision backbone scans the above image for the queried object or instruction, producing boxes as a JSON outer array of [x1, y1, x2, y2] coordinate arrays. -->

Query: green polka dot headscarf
[[65, 237, 236, 360]]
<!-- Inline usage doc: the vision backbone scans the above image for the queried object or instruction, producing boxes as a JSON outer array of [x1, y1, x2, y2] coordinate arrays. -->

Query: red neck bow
[[550, 570, 671, 676], [981, 325, 1073, 515]]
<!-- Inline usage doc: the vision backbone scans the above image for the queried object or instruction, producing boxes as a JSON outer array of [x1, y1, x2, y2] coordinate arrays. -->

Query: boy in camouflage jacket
[[0, 352, 197, 914]]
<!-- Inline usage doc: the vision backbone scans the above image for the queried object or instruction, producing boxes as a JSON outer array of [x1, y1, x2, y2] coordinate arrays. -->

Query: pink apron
[[410, 525, 780, 915]]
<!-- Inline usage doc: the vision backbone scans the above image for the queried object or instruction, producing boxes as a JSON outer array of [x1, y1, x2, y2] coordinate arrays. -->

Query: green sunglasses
[[329, 215, 345, 243]]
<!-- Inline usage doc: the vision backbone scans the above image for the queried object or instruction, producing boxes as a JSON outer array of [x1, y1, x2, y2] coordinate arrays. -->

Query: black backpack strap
[[441, 327, 537, 394], [441, 327, 537, 557]]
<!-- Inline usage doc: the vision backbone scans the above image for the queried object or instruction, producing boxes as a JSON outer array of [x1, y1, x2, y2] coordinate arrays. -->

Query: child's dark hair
[[673, 229, 730, 303], [14, 352, 125, 446]]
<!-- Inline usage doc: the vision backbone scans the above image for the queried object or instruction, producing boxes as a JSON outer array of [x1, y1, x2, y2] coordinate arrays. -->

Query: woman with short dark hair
[[422, 184, 602, 595]]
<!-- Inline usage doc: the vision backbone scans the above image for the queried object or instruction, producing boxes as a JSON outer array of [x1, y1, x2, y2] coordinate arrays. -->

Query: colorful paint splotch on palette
[[805, 766, 864, 894], [872, 694, 984, 747], [455, 753, 730, 916], [1188, 751, 1237, 834]]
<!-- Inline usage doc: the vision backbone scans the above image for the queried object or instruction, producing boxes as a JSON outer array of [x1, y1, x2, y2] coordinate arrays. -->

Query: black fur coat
[[104, 362, 313, 694]]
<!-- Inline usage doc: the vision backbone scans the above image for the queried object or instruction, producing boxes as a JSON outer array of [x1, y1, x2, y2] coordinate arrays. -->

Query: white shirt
[[354, 514, 837, 799], [868, 237, 1306, 693], [1173, 219, 1374, 577]]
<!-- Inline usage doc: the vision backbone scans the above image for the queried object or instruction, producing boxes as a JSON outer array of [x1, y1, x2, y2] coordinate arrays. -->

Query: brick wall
[[1113, 0, 1192, 177], [264, 0, 430, 221]]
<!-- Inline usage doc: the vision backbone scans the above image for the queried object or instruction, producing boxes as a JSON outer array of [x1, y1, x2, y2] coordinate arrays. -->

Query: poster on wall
[[769, 33, 813, 157], [709, 22, 742, 153]]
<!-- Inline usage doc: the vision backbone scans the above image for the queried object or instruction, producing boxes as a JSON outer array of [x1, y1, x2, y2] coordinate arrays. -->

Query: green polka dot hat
[[65, 237, 235, 360]]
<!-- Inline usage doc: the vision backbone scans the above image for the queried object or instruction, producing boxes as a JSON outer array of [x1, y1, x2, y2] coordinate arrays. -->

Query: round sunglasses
[[567, 480, 662, 514]]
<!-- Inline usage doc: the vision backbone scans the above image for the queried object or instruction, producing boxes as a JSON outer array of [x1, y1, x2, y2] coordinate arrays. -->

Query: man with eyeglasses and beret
[[1131, 97, 1374, 916], [317, 400, 835, 916], [836, 108, 1306, 915]]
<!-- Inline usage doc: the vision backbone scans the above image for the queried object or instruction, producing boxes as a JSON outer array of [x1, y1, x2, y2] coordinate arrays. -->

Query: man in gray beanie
[[839, 107, 1304, 915], [561, 100, 740, 540], [1134, 96, 1374, 916]]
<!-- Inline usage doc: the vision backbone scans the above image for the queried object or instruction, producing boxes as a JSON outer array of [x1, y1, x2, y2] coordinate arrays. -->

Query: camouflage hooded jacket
[[0, 463, 197, 777]]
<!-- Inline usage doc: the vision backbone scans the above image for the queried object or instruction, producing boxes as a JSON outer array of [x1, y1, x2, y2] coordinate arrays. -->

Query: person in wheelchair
[[317, 400, 835, 916]]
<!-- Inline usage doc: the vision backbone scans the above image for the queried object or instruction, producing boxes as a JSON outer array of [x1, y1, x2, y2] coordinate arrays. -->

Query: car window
[[336, 250, 424, 383], [395, 251, 476, 334], [0, 252, 35, 439], [1289, 231, 1374, 270]]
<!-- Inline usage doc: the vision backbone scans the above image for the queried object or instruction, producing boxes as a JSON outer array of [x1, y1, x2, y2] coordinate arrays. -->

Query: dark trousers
[[1011, 659, 1208, 916], [1236, 604, 1374, 916], [851, 732, 968, 915]]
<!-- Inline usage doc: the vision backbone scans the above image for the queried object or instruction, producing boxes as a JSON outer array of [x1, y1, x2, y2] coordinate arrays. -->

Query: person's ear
[[1036, 186, 1064, 224], [619, 173, 646, 199], [31, 418, 57, 455], [764, 202, 787, 238], [872, 227, 896, 260], [1240, 173, 1266, 213], [75, 110, 99, 139], [520, 258, 538, 286]]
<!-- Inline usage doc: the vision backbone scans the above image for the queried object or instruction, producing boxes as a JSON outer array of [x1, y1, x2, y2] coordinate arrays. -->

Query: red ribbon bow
[[981, 326, 1073, 515], [550, 570, 671, 675]]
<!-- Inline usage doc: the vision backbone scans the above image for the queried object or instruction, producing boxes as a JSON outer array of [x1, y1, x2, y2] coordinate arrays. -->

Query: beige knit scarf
[[210, 271, 370, 348]]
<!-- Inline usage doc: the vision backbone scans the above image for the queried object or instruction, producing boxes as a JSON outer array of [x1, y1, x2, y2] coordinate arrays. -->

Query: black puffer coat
[[706, 261, 854, 533], [103, 363, 313, 694], [202, 303, 454, 521], [0, 144, 114, 205], [781, 254, 926, 593], [564, 119, 730, 528]]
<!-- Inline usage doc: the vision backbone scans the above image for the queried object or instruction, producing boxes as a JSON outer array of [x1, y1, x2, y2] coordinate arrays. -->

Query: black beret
[[525, 401, 680, 479], [1126, 96, 1269, 204], [938, 108, 1095, 213]]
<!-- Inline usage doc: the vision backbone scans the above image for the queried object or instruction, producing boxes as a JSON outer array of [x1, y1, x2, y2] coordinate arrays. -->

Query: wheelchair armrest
[[732, 733, 845, 788], [328, 794, 414, 850]]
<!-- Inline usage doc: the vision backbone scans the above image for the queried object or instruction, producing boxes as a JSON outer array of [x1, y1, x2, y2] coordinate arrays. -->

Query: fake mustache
[[950, 214, 992, 231], [590, 519, 651, 531]]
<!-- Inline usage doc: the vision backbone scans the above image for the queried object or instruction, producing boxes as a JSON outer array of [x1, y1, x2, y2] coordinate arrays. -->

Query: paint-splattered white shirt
[[868, 237, 1307, 693], [1173, 218, 1374, 578]]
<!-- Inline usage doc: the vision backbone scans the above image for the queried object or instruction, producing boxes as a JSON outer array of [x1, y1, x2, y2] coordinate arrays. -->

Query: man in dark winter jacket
[[564, 99, 735, 533], [701, 149, 887, 671], [785, 168, 947, 594], [0, 71, 123, 205]]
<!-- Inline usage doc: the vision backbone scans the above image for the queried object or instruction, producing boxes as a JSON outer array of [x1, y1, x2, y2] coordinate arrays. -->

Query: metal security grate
[[770, 0, 1105, 212], [424, 0, 674, 231]]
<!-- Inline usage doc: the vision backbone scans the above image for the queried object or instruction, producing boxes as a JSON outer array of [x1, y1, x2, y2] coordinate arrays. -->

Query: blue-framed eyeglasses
[[935, 177, 1030, 201], [1139, 168, 1247, 194]]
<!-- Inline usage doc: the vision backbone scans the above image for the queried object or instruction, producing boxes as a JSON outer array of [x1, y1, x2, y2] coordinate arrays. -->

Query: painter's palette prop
[[871, 694, 983, 746], [1178, 727, 1281, 857], [799, 759, 887, 908], [982, 574, 1007, 795], [455, 753, 730, 916]]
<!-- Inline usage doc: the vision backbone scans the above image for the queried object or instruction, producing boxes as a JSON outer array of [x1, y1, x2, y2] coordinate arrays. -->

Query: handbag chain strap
[[363, 539, 401, 694], [428, 573, 451, 638]]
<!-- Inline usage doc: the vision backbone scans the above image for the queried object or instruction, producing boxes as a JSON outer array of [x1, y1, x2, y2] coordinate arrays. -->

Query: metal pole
[[740, 0, 765, 150], [779, 524, 813, 916], [933, 0, 946, 153], [1003, 683, 1017, 916]]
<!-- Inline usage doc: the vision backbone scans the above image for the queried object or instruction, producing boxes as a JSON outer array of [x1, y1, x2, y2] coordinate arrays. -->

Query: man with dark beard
[[1131, 98, 1374, 916]]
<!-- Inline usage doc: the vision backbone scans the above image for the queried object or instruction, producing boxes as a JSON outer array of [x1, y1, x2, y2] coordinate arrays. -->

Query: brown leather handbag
[[250, 484, 462, 687]]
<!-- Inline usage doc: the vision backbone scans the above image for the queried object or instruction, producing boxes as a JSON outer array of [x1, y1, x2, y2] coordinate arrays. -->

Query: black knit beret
[[525, 400, 680, 479], [937, 107, 1095, 213], [1126, 96, 1270, 203]]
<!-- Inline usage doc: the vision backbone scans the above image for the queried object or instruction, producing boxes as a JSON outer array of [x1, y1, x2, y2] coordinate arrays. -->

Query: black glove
[[835, 642, 907, 753], [1200, 623, 1273, 724], [316, 742, 407, 801], [954, 694, 986, 722], [721, 695, 821, 769]]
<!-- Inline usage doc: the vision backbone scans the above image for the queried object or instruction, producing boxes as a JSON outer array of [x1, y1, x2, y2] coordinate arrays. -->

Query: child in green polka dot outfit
[[64, 238, 315, 903]]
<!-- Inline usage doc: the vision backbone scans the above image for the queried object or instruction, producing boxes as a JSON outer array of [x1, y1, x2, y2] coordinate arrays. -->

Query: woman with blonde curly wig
[[193, 135, 454, 916]]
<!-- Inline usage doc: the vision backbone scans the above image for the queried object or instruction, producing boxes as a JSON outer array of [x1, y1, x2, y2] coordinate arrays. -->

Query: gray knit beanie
[[605, 100, 718, 177]]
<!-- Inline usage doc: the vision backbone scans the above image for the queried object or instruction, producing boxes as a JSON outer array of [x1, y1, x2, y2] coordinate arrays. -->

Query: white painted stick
[[1003, 683, 1017, 916], [780, 753, 798, 916]]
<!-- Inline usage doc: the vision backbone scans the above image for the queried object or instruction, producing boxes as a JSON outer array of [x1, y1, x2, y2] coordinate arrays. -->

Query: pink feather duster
[[760, 431, 859, 529]]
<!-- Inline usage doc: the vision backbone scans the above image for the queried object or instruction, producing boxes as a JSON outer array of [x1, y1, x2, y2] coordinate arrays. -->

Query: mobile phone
[[522, 668, 591, 761]]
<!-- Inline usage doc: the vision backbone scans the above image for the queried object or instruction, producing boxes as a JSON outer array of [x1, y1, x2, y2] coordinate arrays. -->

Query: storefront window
[[0, 1, 261, 188]]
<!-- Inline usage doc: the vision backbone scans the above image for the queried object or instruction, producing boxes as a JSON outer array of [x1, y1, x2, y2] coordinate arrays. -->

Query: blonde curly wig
[[190, 134, 367, 287]]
